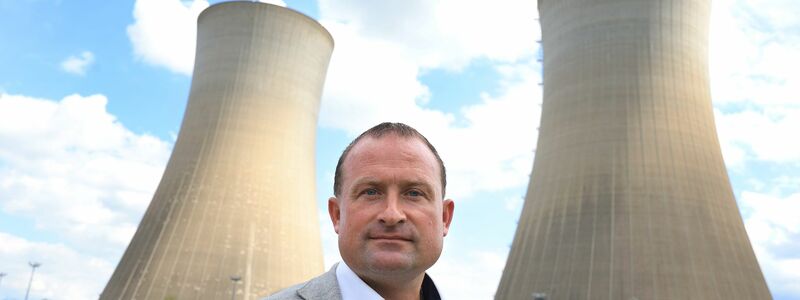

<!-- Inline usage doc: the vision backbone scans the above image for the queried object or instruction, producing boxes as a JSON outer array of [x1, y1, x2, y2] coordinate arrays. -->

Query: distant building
[[496, 0, 771, 299], [101, 2, 333, 299]]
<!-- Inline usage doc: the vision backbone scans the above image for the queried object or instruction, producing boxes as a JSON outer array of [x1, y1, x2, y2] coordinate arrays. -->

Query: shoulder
[[263, 264, 341, 300], [263, 282, 307, 300]]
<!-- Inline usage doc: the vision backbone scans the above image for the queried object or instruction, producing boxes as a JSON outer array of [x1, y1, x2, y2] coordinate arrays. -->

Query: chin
[[366, 253, 416, 273]]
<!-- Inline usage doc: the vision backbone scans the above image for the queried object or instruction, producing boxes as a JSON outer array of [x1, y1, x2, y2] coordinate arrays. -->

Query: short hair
[[333, 122, 446, 198]]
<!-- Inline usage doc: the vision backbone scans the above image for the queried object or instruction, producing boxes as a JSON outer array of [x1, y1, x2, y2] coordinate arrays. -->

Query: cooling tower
[[496, 0, 771, 299], [101, 2, 333, 299]]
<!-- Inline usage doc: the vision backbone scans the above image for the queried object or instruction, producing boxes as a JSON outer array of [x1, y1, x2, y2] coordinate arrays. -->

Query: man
[[267, 122, 455, 300]]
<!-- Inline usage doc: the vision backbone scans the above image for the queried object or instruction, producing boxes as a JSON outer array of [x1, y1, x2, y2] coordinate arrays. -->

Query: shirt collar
[[336, 262, 383, 300], [335, 262, 443, 300]]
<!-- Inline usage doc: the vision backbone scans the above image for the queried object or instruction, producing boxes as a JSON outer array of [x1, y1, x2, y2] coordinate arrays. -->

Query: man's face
[[329, 134, 454, 281]]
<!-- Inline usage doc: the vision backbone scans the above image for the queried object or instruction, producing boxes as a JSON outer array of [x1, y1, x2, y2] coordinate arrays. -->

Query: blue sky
[[1, 0, 798, 299]]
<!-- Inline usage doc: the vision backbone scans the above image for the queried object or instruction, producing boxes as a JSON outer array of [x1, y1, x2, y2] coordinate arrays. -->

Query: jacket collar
[[296, 263, 342, 300], [298, 262, 442, 300]]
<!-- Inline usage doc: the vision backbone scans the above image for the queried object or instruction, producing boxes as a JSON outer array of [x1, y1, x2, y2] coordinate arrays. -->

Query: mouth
[[368, 235, 413, 242]]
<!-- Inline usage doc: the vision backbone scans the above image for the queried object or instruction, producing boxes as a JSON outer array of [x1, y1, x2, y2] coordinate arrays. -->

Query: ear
[[441, 198, 455, 237], [328, 196, 341, 234]]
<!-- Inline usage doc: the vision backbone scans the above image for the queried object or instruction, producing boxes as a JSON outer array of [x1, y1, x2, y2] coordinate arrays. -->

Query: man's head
[[328, 122, 455, 283], [333, 122, 446, 198]]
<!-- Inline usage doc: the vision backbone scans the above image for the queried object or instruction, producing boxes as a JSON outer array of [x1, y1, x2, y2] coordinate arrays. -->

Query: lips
[[365, 224, 416, 242], [367, 230, 415, 242], [369, 234, 413, 241]]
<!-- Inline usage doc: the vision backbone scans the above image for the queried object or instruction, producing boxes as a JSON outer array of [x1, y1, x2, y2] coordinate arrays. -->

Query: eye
[[363, 188, 379, 196], [406, 189, 423, 197]]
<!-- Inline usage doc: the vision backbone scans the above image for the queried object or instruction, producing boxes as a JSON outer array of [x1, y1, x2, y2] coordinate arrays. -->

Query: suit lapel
[[297, 263, 342, 300]]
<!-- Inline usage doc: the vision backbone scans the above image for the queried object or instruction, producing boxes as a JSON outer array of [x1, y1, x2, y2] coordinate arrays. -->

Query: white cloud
[[715, 107, 800, 167], [256, 0, 286, 6], [0, 232, 115, 299], [0, 93, 171, 257], [125, 0, 293, 75], [318, 33, 542, 198], [60, 51, 95, 76], [317, 0, 542, 199], [440, 60, 540, 198], [127, 0, 209, 75], [704, 2, 800, 296], [741, 190, 800, 297], [735, 0, 800, 31], [428, 247, 508, 299], [710, 0, 800, 108], [710, 0, 800, 172], [318, 0, 540, 70], [316, 21, 446, 134]]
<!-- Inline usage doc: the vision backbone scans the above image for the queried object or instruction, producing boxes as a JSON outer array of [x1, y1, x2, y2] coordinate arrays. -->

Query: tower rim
[[199, 1, 334, 48]]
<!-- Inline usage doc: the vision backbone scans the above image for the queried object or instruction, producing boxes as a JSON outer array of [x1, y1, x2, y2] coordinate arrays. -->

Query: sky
[[0, 0, 798, 299]]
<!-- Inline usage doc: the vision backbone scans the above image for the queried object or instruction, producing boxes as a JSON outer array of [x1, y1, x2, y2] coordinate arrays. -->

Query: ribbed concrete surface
[[101, 2, 333, 299], [496, 0, 771, 299]]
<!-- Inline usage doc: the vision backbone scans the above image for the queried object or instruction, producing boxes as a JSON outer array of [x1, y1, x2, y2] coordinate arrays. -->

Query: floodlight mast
[[24, 262, 41, 300]]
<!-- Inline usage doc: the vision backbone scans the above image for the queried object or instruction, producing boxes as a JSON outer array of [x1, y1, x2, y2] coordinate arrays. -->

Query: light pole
[[229, 275, 242, 300], [25, 262, 41, 300]]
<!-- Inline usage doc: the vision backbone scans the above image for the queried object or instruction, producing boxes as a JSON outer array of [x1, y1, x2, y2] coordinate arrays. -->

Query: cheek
[[337, 218, 359, 248], [339, 207, 369, 234], [416, 211, 445, 237], [422, 208, 441, 226]]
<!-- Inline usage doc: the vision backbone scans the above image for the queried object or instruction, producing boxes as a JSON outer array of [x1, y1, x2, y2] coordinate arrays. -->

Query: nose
[[378, 193, 406, 226]]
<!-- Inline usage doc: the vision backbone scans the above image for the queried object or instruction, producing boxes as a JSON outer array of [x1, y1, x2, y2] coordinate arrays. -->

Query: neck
[[361, 273, 425, 300]]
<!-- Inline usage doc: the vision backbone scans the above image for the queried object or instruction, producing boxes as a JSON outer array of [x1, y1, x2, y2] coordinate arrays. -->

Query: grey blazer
[[264, 264, 342, 300]]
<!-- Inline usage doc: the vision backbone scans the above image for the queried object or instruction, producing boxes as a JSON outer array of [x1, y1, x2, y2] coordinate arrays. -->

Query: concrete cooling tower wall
[[101, 2, 333, 299], [496, 0, 771, 299]]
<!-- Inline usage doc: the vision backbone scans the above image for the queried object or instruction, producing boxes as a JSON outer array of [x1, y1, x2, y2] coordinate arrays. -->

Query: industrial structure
[[101, 2, 333, 299], [496, 0, 771, 299]]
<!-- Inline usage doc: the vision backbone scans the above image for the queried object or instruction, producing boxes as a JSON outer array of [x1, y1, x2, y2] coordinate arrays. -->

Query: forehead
[[341, 134, 441, 182]]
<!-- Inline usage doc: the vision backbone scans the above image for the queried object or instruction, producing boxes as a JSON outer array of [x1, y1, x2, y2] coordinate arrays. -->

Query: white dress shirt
[[336, 262, 384, 300], [335, 261, 444, 300]]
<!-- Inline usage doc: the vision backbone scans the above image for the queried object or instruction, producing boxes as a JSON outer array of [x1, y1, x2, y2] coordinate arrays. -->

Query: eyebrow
[[347, 178, 380, 196], [348, 177, 436, 196]]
